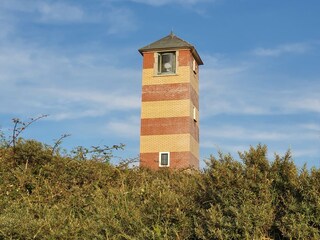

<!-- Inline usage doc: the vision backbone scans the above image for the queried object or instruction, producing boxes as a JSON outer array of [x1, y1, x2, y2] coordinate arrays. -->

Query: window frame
[[192, 59, 197, 74], [157, 51, 176, 75], [159, 152, 170, 167], [193, 107, 197, 122]]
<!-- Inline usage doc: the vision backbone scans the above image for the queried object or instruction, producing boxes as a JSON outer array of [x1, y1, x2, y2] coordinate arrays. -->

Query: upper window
[[159, 152, 170, 167], [158, 52, 176, 74], [192, 59, 197, 74]]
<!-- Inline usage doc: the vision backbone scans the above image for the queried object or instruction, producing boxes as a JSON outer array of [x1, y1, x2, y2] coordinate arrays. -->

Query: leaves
[[0, 134, 319, 239]]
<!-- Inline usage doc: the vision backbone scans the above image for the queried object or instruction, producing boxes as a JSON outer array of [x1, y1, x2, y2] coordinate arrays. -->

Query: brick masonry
[[141, 99, 191, 119], [141, 117, 199, 141], [140, 48, 200, 170], [140, 151, 199, 170], [142, 83, 199, 109]]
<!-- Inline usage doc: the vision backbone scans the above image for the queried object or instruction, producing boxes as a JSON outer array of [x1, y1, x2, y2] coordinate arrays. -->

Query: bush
[[13, 138, 53, 167], [194, 145, 274, 239], [0, 140, 319, 239]]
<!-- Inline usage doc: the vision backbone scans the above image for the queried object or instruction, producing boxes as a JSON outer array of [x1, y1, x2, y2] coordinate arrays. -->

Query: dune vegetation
[[0, 118, 319, 239]]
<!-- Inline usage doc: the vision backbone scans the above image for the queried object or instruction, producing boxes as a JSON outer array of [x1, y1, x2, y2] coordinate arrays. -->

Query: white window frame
[[193, 107, 197, 122], [159, 152, 170, 167], [157, 52, 176, 75], [192, 59, 197, 74]]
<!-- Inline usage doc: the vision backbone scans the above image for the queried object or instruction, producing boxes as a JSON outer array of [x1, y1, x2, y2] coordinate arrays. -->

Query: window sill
[[154, 73, 178, 77]]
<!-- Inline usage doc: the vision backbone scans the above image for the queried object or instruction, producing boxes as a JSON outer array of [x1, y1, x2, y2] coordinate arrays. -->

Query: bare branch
[[9, 114, 49, 148], [52, 134, 71, 156]]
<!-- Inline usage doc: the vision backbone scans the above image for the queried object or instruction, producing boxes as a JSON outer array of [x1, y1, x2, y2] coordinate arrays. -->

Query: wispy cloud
[[202, 124, 319, 142], [200, 50, 320, 118], [0, 42, 140, 120], [128, 0, 213, 7], [47, 89, 140, 121], [0, 0, 138, 35], [0, 1, 142, 119], [200, 122, 320, 166], [253, 42, 311, 57], [200, 56, 269, 116], [288, 98, 320, 113], [300, 123, 320, 132], [106, 7, 138, 35], [104, 116, 140, 138], [37, 2, 85, 23], [1, 0, 85, 23]]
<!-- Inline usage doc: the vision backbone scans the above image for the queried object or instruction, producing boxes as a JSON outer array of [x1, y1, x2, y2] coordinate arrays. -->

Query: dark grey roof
[[139, 32, 203, 65]]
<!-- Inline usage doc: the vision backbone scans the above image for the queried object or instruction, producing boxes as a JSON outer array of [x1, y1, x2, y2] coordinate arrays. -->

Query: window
[[158, 52, 176, 74], [192, 59, 197, 74], [159, 152, 170, 167], [193, 107, 197, 122]]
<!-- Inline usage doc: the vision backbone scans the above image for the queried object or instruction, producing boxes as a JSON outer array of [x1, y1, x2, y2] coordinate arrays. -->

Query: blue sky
[[0, 0, 319, 168]]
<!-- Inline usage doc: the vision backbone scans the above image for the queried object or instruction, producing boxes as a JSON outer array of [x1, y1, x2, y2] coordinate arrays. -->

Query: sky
[[0, 0, 319, 168]]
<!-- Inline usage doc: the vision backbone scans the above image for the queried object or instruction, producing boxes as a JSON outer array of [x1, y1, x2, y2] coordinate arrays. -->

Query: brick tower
[[138, 32, 203, 170]]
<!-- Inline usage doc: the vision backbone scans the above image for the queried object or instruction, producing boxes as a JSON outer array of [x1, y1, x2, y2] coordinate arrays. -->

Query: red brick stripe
[[141, 117, 199, 141], [142, 83, 189, 101], [140, 151, 199, 170], [142, 83, 199, 109]]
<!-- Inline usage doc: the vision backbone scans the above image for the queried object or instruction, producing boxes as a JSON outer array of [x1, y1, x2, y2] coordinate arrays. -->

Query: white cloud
[[0, 83, 140, 120], [253, 42, 311, 57], [201, 125, 315, 142], [200, 63, 271, 116], [288, 98, 320, 113], [300, 123, 320, 132], [197, 50, 320, 167], [104, 116, 140, 138], [37, 2, 85, 23], [200, 51, 320, 118], [106, 7, 138, 35], [129, 0, 213, 6], [0, 0, 85, 23], [292, 148, 319, 158], [0, 41, 141, 120], [45, 88, 140, 120], [200, 122, 320, 167], [0, 0, 137, 35]]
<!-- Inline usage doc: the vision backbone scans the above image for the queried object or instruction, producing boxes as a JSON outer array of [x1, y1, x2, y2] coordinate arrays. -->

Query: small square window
[[159, 152, 170, 167], [158, 52, 176, 74]]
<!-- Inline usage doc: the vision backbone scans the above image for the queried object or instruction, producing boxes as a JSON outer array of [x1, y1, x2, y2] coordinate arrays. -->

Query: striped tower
[[138, 32, 203, 170]]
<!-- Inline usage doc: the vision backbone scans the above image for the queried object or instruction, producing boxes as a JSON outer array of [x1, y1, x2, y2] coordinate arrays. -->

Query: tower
[[138, 32, 203, 170]]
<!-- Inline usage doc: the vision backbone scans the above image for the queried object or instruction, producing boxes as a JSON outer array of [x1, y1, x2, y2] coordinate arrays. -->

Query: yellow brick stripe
[[140, 134, 199, 158], [141, 99, 191, 119], [190, 135, 199, 160], [142, 66, 199, 94], [190, 73, 199, 95], [142, 66, 189, 83]]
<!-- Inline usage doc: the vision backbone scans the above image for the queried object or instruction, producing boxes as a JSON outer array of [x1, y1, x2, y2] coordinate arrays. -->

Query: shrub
[[195, 146, 274, 239], [0, 141, 319, 239], [12, 138, 53, 167]]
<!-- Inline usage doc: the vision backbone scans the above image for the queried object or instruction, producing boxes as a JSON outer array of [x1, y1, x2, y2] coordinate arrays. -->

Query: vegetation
[[0, 118, 319, 239]]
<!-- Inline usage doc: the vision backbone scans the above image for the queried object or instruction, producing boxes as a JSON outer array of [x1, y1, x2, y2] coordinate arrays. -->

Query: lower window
[[159, 152, 170, 167]]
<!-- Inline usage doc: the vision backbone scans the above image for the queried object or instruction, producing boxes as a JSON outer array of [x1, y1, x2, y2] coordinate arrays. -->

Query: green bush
[[194, 145, 274, 239], [0, 140, 319, 239], [13, 138, 53, 167]]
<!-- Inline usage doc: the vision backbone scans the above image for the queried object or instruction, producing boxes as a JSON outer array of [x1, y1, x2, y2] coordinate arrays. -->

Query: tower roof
[[139, 32, 203, 65]]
